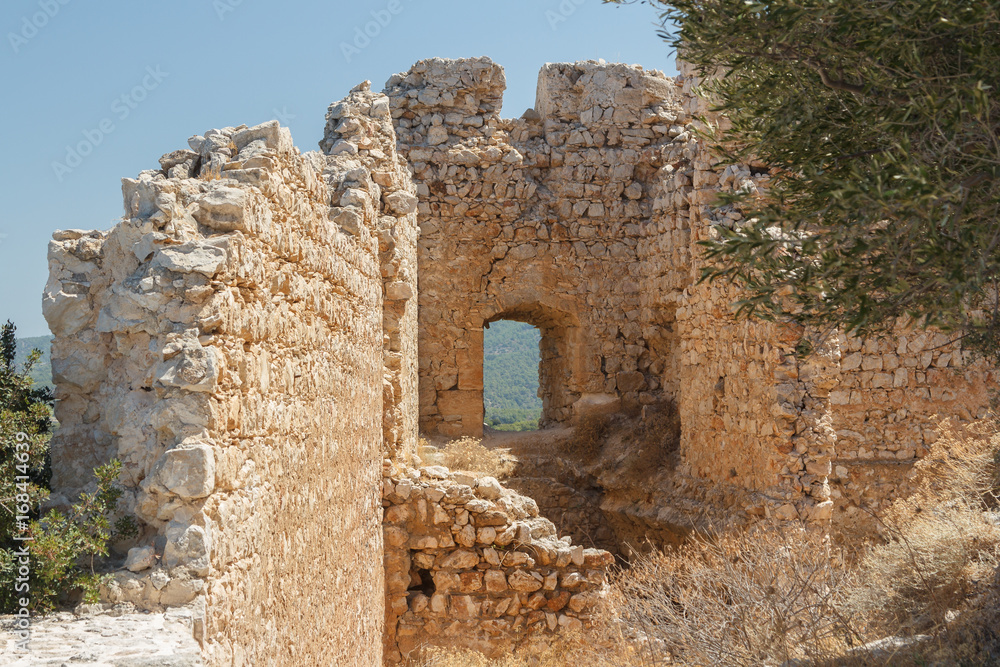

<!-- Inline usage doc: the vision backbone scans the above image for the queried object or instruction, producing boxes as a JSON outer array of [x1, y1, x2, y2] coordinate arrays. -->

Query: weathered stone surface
[[152, 243, 227, 277], [149, 444, 215, 500], [397, 55, 994, 526], [382, 465, 609, 661], [44, 85, 421, 666], [40, 54, 997, 667], [124, 546, 157, 573], [0, 608, 203, 666]]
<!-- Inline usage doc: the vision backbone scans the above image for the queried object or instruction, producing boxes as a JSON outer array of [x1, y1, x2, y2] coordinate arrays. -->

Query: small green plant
[[27, 461, 138, 609], [0, 321, 136, 612]]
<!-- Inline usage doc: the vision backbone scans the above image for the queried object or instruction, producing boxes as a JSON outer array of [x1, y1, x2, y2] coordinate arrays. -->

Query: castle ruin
[[35, 57, 996, 665]]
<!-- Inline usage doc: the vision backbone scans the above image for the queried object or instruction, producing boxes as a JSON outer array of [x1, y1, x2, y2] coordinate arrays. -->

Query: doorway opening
[[483, 320, 541, 432]]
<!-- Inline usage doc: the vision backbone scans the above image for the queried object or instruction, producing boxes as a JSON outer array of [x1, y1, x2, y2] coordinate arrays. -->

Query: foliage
[[485, 408, 541, 432], [484, 321, 541, 429], [13, 335, 52, 390], [24, 461, 138, 611], [0, 321, 135, 612], [616, 0, 1000, 358], [0, 321, 55, 565]]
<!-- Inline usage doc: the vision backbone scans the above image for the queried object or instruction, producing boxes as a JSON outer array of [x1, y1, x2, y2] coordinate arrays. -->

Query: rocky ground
[[0, 605, 203, 666]]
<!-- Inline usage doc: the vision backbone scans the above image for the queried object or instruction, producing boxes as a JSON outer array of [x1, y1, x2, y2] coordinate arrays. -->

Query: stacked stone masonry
[[39, 56, 997, 666], [44, 82, 420, 665], [382, 466, 613, 663], [396, 57, 995, 522]]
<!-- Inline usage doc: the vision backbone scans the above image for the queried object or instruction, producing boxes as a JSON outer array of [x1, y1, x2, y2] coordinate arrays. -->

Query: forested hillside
[[483, 320, 541, 431], [14, 335, 53, 389]]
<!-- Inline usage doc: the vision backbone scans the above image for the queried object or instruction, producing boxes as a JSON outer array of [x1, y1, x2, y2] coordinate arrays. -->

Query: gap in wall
[[483, 320, 541, 433]]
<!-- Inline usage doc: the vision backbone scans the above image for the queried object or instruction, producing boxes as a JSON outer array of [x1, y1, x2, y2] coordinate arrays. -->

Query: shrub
[[412, 631, 639, 667], [0, 321, 135, 612], [599, 417, 1000, 666], [847, 419, 1000, 642], [607, 525, 854, 666], [438, 437, 517, 478]]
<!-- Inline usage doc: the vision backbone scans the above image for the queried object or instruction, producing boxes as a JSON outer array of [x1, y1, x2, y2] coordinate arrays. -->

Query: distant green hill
[[483, 320, 541, 431], [14, 335, 53, 389]]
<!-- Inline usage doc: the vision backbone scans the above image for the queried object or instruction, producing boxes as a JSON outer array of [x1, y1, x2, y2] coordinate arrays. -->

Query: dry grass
[[435, 436, 517, 478], [409, 419, 1000, 666], [566, 411, 612, 462], [609, 525, 854, 666], [411, 631, 641, 667], [602, 417, 1000, 666], [845, 418, 1000, 660]]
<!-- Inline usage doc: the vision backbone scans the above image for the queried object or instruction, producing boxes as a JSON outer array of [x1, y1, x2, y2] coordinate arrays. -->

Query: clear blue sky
[[0, 0, 674, 337]]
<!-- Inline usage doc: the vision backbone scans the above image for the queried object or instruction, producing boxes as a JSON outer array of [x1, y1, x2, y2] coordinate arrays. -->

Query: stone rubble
[[381, 466, 612, 663]]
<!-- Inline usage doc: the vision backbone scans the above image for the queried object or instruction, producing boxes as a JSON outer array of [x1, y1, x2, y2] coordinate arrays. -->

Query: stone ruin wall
[[403, 57, 996, 525], [42, 82, 421, 665], [37, 55, 998, 666], [382, 466, 612, 663], [669, 60, 997, 525], [391, 58, 685, 439]]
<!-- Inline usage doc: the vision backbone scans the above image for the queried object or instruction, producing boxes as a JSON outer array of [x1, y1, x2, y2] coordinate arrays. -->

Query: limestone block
[[437, 549, 479, 570], [476, 477, 504, 500], [232, 120, 293, 155], [150, 443, 216, 500], [192, 185, 248, 231], [51, 348, 106, 391], [153, 242, 227, 277], [386, 282, 414, 301], [436, 390, 483, 421], [507, 571, 543, 593], [159, 576, 205, 606], [156, 346, 220, 393], [124, 545, 157, 573], [385, 191, 419, 215], [42, 279, 92, 337], [163, 521, 211, 576]]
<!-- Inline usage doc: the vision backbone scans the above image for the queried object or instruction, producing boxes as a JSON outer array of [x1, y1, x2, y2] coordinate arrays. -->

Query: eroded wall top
[[388, 57, 691, 437]]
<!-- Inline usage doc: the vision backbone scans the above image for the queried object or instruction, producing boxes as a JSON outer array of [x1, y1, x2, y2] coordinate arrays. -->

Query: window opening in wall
[[483, 320, 541, 432]]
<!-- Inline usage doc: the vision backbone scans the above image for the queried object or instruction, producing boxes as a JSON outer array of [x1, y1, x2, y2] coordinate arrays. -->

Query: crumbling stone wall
[[382, 465, 612, 663], [643, 60, 995, 522], [389, 58, 684, 438], [396, 56, 995, 523], [40, 54, 999, 667], [44, 83, 419, 664]]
